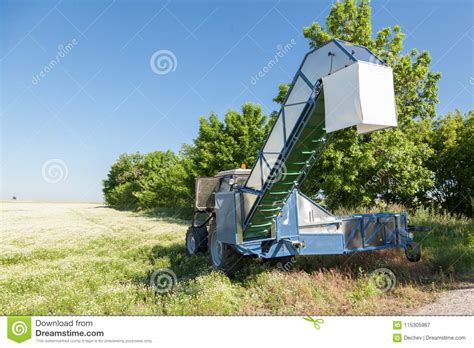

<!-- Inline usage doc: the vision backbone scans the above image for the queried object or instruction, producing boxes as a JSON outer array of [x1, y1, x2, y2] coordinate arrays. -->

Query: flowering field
[[1, 201, 472, 315]]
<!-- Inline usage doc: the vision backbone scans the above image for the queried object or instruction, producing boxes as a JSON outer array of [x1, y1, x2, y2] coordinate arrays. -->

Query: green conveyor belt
[[244, 88, 327, 240]]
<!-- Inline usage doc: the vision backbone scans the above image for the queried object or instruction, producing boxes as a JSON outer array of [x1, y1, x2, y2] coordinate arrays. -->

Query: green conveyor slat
[[251, 214, 276, 220], [287, 161, 308, 165], [263, 200, 283, 205], [248, 222, 273, 228], [268, 191, 291, 195], [243, 88, 327, 240], [254, 211, 278, 216], [249, 229, 269, 234], [271, 181, 295, 186], [259, 207, 281, 212]]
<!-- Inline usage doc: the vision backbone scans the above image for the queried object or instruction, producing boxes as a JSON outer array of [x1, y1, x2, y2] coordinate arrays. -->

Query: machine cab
[[194, 169, 250, 213]]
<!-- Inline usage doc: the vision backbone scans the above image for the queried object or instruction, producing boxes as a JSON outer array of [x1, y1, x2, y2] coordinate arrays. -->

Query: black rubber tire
[[208, 222, 243, 277], [185, 226, 208, 255], [405, 242, 421, 262]]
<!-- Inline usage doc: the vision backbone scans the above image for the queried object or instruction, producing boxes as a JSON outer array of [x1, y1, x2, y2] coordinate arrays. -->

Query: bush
[[428, 110, 473, 217], [103, 153, 144, 210], [102, 0, 472, 219]]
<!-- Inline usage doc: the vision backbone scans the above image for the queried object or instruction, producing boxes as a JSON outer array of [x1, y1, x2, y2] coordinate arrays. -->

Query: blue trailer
[[186, 39, 421, 275]]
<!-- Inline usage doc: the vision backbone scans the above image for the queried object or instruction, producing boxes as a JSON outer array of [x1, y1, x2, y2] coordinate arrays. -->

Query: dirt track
[[410, 283, 474, 315]]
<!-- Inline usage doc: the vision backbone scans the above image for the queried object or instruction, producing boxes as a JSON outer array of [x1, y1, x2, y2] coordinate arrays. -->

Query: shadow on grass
[[130, 243, 214, 288], [132, 211, 472, 290], [234, 247, 443, 289], [93, 205, 192, 224], [139, 208, 192, 226], [130, 241, 276, 289], [135, 242, 454, 290]]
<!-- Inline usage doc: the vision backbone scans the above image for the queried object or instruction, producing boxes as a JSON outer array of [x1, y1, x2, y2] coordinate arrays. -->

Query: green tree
[[192, 102, 271, 176], [134, 150, 178, 209], [295, 0, 441, 209], [429, 110, 473, 216], [103, 153, 144, 210], [103, 150, 194, 211], [273, 83, 289, 104], [135, 150, 193, 209]]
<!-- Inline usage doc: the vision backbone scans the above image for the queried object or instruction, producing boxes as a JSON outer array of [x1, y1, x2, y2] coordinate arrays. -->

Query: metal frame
[[242, 81, 320, 229], [242, 38, 386, 239], [208, 39, 416, 261], [231, 189, 412, 259], [341, 213, 405, 250], [244, 39, 384, 179]]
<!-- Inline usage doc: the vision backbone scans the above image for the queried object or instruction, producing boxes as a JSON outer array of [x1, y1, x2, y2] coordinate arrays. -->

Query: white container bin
[[322, 61, 397, 134]]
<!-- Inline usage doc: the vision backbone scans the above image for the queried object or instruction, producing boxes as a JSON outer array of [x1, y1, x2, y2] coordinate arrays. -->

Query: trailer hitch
[[276, 239, 305, 252], [291, 240, 305, 248], [402, 225, 430, 263], [407, 225, 431, 232]]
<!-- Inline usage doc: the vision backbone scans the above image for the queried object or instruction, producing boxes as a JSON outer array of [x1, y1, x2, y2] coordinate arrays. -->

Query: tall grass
[[0, 201, 471, 315], [410, 208, 473, 278]]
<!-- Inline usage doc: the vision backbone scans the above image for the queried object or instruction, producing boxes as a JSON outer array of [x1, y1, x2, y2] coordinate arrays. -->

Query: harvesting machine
[[186, 39, 422, 275]]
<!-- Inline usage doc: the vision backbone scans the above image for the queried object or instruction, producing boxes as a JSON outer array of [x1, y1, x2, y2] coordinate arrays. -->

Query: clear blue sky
[[1, 0, 473, 202]]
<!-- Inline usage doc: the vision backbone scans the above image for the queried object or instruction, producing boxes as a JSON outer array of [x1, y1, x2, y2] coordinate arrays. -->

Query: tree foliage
[[191, 102, 270, 177], [428, 110, 474, 216], [299, 0, 440, 210], [102, 153, 144, 210], [103, 103, 271, 212], [103, 151, 192, 211], [103, 0, 470, 217], [134, 150, 192, 209]]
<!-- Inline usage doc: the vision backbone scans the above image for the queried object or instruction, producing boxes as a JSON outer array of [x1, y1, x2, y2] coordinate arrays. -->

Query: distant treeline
[[103, 104, 473, 217], [103, 0, 473, 217]]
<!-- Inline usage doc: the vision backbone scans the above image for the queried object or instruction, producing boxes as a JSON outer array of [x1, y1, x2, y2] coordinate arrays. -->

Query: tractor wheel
[[405, 242, 421, 262], [185, 226, 208, 255], [208, 222, 242, 277]]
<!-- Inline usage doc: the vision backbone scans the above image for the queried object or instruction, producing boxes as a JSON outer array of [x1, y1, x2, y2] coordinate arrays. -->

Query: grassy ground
[[0, 201, 472, 315]]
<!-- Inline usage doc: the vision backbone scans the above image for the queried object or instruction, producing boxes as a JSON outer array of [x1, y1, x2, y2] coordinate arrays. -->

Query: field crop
[[0, 201, 472, 315]]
